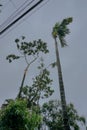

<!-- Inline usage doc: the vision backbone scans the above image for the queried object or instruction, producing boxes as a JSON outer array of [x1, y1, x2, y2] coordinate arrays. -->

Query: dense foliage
[[0, 99, 41, 130], [21, 59, 54, 107], [52, 17, 73, 47], [42, 100, 86, 130]]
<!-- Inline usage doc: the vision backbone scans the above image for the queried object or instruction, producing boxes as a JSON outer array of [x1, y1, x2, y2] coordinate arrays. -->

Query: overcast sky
[[0, 0, 87, 127]]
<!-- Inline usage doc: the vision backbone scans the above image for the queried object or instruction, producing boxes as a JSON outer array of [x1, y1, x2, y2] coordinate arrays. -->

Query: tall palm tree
[[52, 17, 73, 130]]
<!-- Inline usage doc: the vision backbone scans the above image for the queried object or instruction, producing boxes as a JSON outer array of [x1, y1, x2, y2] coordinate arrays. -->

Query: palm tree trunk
[[54, 37, 70, 130]]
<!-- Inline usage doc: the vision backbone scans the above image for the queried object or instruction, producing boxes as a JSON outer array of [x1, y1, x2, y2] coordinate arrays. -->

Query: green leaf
[[6, 54, 20, 63], [15, 38, 20, 43], [61, 17, 73, 25], [79, 117, 86, 124], [21, 36, 25, 40], [16, 43, 20, 49], [51, 62, 57, 68]]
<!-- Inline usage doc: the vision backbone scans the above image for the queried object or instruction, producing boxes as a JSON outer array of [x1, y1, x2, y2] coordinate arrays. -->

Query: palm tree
[[52, 17, 73, 130]]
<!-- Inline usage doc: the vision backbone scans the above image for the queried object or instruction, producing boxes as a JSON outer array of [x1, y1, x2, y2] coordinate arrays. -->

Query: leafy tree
[[52, 17, 73, 130], [21, 58, 54, 107], [6, 36, 49, 98], [0, 99, 42, 130], [4, 36, 54, 129], [1, 60, 54, 129], [41, 100, 86, 130], [6, 36, 54, 106]]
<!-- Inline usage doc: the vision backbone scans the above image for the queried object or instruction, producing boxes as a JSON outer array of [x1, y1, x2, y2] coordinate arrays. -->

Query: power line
[[0, 0, 35, 31], [0, 0, 51, 39], [0, 0, 44, 35]]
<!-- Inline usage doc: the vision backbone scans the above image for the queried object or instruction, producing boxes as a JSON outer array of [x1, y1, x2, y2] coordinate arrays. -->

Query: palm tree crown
[[52, 17, 73, 47]]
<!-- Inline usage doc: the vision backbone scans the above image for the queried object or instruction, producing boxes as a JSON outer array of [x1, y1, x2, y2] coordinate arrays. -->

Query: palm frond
[[52, 17, 73, 47], [52, 23, 60, 38], [59, 36, 67, 47], [61, 17, 73, 26]]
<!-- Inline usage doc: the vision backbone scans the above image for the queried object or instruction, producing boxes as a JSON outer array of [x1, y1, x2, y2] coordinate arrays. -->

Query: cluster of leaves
[[16, 38, 49, 55], [0, 99, 42, 130], [41, 100, 86, 130], [52, 17, 73, 47], [6, 54, 20, 63], [21, 61, 54, 107], [5, 36, 54, 108], [6, 36, 49, 63]]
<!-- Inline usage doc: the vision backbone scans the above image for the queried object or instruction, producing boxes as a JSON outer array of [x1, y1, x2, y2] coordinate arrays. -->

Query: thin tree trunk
[[17, 65, 29, 98], [17, 57, 38, 98], [54, 37, 70, 130]]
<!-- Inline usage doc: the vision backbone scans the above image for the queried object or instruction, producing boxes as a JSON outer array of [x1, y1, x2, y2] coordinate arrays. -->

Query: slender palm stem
[[54, 37, 70, 130]]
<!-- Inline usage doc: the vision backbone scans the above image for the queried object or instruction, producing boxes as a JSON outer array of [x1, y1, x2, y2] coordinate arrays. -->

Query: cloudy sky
[[0, 0, 87, 126]]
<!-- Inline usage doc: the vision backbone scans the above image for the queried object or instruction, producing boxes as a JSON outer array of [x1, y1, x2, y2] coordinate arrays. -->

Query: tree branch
[[17, 57, 38, 98]]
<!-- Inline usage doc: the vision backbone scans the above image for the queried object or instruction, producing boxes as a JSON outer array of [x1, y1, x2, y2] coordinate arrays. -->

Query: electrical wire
[[0, 0, 35, 30], [0, 0, 51, 39], [0, 0, 35, 31], [0, 0, 28, 27], [0, 0, 42, 34]]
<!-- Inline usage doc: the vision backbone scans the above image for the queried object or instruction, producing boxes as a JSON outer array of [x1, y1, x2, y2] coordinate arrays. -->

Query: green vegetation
[[42, 100, 85, 130], [6, 36, 49, 98], [0, 99, 41, 130]]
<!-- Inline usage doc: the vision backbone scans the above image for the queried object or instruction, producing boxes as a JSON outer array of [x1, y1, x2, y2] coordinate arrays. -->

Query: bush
[[0, 99, 41, 130]]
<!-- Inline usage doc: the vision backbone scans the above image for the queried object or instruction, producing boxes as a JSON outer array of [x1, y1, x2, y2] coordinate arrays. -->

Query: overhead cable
[[0, 0, 51, 38], [0, 0, 35, 32], [0, 0, 44, 35]]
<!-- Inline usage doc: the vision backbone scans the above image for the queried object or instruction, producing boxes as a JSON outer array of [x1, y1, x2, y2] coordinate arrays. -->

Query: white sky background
[[0, 0, 87, 127]]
